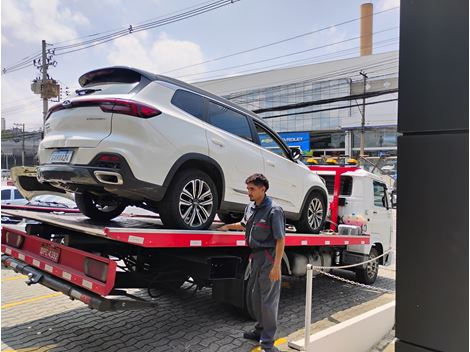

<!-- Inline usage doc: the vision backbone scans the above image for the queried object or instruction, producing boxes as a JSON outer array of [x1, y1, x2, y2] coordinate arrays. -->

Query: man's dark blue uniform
[[242, 195, 285, 351]]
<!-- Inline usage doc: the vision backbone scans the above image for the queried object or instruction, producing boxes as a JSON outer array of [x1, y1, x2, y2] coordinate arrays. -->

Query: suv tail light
[[46, 99, 161, 121], [84, 257, 109, 282], [92, 154, 122, 169], [5, 231, 24, 248]]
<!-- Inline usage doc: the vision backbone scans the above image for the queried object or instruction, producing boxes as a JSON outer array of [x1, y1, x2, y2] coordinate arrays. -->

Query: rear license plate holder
[[49, 150, 73, 163], [39, 243, 61, 263]]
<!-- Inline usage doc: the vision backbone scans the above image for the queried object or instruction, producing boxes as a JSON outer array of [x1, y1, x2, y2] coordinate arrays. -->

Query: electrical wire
[[220, 56, 399, 100], [2, 0, 240, 74], [189, 40, 399, 84], [162, 6, 399, 74], [261, 98, 398, 120], [175, 26, 399, 81], [53, 1, 239, 55]]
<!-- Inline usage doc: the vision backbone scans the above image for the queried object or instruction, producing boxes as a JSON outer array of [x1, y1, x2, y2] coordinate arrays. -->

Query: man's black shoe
[[243, 330, 261, 341]]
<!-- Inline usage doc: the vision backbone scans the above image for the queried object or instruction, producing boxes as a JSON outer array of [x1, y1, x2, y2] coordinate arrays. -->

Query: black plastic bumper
[[37, 163, 166, 202]]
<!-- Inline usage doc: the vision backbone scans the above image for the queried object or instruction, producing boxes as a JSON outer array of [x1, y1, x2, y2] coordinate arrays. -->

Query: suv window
[[171, 90, 205, 120], [373, 181, 388, 208], [255, 124, 289, 159], [1, 189, 10, 200], [14, 189, 24, 200], [207, 101, 252, 141], [321, 175, 353, 195]]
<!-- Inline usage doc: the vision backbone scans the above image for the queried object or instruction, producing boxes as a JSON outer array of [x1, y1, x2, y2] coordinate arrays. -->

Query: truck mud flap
[[2, 254, 156, 311]]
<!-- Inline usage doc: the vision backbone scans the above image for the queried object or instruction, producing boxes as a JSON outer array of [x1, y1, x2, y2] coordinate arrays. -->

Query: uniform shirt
[[241, 196, 285, 249]]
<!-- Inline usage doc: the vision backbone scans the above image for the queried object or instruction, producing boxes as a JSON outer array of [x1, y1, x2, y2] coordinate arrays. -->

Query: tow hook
[[26, 272, 42, 286]]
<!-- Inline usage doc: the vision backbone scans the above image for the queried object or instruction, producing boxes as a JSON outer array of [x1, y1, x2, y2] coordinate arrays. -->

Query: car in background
[[1, 186, 28, 206], [1, 169, 11, 179], [28, 194, 77, 210]]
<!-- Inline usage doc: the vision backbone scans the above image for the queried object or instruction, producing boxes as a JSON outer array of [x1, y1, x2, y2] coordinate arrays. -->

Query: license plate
[[49, 150, 73, 163], [39, 244, 61, 263]]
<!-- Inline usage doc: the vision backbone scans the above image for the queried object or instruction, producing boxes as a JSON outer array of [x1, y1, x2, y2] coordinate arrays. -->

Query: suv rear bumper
[[37, 162, 166, 202]]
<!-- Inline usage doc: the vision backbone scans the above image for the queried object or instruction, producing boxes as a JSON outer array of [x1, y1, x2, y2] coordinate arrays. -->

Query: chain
[[314, 269, 395, 294], [310, 248, 394, 271], [308, 248, 396, 294]]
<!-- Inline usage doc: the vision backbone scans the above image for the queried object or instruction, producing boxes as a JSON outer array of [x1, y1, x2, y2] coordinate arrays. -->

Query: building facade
[[195, 51, 399, 158]]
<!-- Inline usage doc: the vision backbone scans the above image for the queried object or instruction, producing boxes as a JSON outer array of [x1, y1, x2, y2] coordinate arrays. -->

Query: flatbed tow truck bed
[[1, 208, 370, 313]]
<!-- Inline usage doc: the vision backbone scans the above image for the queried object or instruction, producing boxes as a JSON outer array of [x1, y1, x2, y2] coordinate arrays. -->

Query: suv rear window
[[171, 90, 205, 120], [207, 101, 253, 141], [321, 175, 353, 195]]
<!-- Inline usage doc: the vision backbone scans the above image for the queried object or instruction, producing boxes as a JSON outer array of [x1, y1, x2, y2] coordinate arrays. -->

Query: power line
[[261, 98, 398, 120], [53, 0, 239, 55], [176, 26, 399, 80], [52, 0, 223, 46], [2, 0, 240, 74], [162, 6, 399, 75], [190, 38, 399, 83], [221, 56, 399, 100], [253, 89, 398, 114]]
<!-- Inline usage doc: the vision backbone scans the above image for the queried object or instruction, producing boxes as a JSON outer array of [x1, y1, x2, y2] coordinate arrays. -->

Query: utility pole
[[41, 40, 48, 124], [359, 70, 368, 157]]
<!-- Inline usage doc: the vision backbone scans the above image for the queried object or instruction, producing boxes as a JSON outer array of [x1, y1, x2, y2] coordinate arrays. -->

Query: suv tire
[[75, 192, 126, 221], [295, 191, 326, 233], [159, 169, 219, 230]]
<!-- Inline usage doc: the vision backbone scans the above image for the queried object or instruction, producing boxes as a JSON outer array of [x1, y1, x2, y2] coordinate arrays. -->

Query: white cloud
[[1, 74, 43, 128], [2, 0, 90, 43], [107, 32, 206, 78], [377, 0, 400, 11]]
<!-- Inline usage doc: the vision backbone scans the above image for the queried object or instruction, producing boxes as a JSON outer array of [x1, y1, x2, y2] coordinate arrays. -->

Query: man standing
[[218, 173, 285, 352]]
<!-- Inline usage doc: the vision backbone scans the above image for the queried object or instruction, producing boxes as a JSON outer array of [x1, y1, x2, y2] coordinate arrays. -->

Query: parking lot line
[[1, 275, 28, 282], [1, 293, 62, 309], [250, 337, 288, 352]]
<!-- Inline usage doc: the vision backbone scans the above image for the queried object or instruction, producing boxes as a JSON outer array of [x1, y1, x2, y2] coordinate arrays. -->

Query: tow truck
[[1, 163, 392, 316]]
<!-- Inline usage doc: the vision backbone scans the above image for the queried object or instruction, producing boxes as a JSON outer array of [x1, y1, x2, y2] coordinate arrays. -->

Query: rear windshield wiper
[[75, 88, 102, 96]]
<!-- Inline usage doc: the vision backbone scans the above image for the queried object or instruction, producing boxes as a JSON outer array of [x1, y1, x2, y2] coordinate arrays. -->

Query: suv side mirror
[[290, 147, 302, 161]]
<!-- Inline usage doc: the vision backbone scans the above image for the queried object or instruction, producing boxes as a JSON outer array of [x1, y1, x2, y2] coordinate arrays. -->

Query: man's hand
[[269, 265, 281, 282], [217, 223, 245, 231]]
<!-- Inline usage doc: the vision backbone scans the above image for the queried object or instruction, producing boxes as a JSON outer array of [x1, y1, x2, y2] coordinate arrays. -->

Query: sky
[[1, 0, 400, 130]]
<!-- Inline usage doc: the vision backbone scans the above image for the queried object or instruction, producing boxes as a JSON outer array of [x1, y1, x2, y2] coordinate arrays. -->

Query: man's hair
[[245, 173, 269, 191]]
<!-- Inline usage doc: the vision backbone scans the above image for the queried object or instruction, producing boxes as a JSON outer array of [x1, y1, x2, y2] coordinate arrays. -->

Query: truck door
[[367, 181, 392, 251]]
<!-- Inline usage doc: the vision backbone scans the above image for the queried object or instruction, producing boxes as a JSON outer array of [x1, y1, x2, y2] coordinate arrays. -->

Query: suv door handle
[[266, 160, 275, 167], [373, 211, 378, 214], [211, 138, 224, 147]]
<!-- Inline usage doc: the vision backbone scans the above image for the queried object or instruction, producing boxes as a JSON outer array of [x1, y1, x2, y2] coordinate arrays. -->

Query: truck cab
[[310, 164, 394, 281]]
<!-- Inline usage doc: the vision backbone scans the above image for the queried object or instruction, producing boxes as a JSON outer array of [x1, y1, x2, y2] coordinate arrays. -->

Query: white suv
[[35, 66, 328, 232]]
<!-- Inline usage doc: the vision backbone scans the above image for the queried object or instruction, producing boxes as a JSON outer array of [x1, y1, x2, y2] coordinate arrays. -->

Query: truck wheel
[[217, 212, 243, 224], [355, 247, 379, 285], [243, 270, 256, 320], [295, 191, 326, 233], [75, 192, 126, 221], [159, 169, 218, 230]]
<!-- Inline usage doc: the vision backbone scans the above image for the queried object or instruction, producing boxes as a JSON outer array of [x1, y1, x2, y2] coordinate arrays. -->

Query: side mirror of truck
[[390, 191, 397, 208]]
